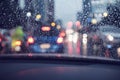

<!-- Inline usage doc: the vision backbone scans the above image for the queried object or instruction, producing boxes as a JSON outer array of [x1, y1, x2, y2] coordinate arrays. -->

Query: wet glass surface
[[0, 0, 120, 60]]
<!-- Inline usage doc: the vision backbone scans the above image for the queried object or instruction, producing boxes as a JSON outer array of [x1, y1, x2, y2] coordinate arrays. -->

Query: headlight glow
[[15, 46, 21, 52], [107, 35, 114, 41]]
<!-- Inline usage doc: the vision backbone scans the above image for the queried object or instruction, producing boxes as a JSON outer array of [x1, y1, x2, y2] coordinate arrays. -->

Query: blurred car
[[9, 27, 29, 53], [96, 25, 120, 48], [27, 25, 64, 53]]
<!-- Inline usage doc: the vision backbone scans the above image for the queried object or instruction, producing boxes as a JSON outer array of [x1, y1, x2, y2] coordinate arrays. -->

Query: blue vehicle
[[27, 25, 64, 53]]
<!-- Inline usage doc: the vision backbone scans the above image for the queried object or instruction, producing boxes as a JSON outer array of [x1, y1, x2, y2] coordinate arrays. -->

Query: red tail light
[[57, 37, 63, 44], [59, 32, 66, 37], [0, 38, 1, 42], [41, 27, 51, 31], [27, 36, 34, 44], [15, 40, 22, 46]]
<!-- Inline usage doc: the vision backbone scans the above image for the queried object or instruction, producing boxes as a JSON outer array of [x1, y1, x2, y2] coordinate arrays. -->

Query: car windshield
[[0, 0, 120, 61]]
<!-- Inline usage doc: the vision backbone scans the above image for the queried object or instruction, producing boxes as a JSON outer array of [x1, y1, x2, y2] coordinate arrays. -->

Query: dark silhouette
[[0, 0, 20, 29]]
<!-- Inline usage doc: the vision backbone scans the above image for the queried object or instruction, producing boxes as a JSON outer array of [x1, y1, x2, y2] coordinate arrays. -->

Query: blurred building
[[32, 0, 55, 23], [77, 0, 117, 26], [91, 0, 117, 23], [17, 0, 55, 30], [77, 0, 92, 26], [47, 0, 55, 23], [0, 0, 20, 29]]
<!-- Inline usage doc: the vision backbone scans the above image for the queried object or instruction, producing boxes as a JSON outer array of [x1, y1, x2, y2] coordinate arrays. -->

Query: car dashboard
[[0, 54, 120, 80]]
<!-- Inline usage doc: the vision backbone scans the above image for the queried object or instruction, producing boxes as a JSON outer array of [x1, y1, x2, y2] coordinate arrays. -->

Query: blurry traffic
[[0, 0, 120, 60]]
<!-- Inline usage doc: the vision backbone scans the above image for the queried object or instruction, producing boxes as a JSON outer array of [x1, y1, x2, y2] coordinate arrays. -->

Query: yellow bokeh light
[[36, 14, 41, 20], [91, 19, 97, 24], [103, 12, 108, 17], [51, 22, 56, 27]]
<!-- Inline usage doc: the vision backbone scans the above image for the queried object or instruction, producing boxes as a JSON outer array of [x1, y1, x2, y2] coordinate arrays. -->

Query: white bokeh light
[[26, 12, 32, 17]]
